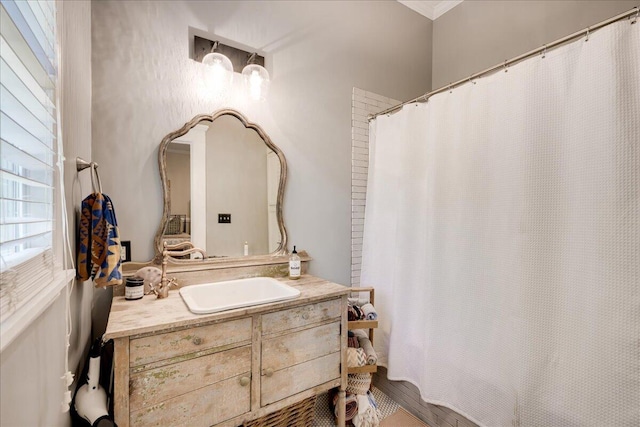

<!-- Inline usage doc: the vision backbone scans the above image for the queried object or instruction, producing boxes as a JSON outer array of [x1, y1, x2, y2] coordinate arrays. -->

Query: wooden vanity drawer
[[130, 373, 251, 427], [261, 321, 341, 406], [262, 321, 341, 372], [261, 351, 341, 406], [129, 317, 251, 367], [261, 298, 341, 335], [129, 344, 251, 411]]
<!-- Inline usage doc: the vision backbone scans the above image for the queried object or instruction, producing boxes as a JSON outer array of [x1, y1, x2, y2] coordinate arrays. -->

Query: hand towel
[[357, 336, 378, 365], [347, 347, 367, 368], [361, 303, 378, 320], [366, 390, 381, 413], [351, 329, 377, 364], [351, 329, 369, 339], [348, 336, 360, 348], [77, 193, 96, 281], [77, 193, 123, 286], [348, 304, 365, 321], [348, 297, 370, 306]]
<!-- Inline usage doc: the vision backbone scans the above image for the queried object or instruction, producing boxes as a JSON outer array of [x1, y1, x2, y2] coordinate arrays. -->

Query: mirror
[[154, 109, 288, 263]]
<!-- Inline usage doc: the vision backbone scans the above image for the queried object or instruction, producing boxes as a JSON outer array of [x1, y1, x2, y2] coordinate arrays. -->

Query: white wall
[[0, 1, 95, 426], [206, 116, 269, 257], [91, 0, 433, 285], [166, 149, 191, 216], [432, 0, 638, 89]]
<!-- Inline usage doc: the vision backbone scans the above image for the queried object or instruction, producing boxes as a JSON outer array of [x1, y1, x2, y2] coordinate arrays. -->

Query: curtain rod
[[369, 6, 639, 121]]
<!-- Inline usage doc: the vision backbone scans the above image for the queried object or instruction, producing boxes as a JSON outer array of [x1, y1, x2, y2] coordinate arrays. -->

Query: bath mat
[[380, 408, 431, 427]]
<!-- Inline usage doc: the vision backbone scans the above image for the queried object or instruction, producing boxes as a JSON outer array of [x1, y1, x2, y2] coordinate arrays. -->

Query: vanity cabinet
[[105, 276, 349, 427]]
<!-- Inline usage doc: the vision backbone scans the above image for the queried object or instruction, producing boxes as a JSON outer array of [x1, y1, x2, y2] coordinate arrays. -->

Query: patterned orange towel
[[77, 193, 122, 286]]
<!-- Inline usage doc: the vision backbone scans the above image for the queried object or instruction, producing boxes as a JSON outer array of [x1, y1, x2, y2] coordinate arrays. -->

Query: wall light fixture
[[242, 53, 270, 102], [194, 36, 268, 101], [201, 41, 233, 98]]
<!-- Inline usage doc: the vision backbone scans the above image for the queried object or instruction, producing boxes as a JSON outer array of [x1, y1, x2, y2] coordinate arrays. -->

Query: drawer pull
[[240, 376, 250, 387], [264, 368, 274, 377], [302, 313, 310, 320], [192, 336, 203, 346]]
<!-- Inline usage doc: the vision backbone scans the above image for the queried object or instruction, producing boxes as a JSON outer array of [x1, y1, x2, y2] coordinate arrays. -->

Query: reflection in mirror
[[155, 109, 287, 263]]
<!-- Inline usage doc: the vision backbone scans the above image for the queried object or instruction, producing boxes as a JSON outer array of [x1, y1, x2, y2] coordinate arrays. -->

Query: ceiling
[[397, 0, 464, 20]]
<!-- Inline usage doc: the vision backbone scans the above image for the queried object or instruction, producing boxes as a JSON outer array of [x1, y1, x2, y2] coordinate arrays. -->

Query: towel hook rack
[[76, 157, 103, 194]]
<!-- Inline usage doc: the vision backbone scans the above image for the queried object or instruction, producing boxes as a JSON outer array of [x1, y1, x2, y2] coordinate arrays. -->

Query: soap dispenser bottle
[[289, 246, 301, 280]]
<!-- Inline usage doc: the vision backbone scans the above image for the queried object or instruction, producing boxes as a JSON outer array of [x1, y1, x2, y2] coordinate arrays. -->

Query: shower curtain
[[361, 20, 639, 427]]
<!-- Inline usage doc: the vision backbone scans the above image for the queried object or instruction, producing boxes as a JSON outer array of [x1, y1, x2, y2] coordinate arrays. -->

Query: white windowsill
[[0, 269, 75, 353]]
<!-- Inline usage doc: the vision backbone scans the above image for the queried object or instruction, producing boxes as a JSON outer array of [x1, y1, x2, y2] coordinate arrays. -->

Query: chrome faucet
[[159, 241, 207, 298]]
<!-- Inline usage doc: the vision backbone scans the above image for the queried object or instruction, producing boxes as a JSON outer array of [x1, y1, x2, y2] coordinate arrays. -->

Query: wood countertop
[[104, 275, 349, 340]]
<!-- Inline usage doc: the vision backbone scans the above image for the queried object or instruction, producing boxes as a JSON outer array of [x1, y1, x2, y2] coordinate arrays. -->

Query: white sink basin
[[179, 277, 301, 314]]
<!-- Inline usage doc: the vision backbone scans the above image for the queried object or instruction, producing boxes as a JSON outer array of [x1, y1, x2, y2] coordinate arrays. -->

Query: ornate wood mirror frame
[[152, 109, 288, 264]]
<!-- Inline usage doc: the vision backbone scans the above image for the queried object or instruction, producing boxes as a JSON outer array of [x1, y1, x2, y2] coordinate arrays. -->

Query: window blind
[[0, 0, 57, 322]]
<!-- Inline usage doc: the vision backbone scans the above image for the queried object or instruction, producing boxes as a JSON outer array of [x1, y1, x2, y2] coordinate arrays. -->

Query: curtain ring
[[632, 8, 638, 25], [585, 28, 590, 42], [448, 84, 452, 93], [541, 45, 547, 59], [503, 60, 508, 73]]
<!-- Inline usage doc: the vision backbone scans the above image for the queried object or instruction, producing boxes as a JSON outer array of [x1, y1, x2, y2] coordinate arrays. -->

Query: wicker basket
[[242, 396, 316, 427]]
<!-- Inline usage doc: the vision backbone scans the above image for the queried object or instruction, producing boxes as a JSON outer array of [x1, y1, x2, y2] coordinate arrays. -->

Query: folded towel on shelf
[[351, 329, 366, 338], [353, 392, 380, 427], [348, 297, 370, 306], [348, 305, 365, 321], [358, 336, 378, 365], [347, 348, 367, 367], [348, 336, 360, 348], [361, 303, 378, 320], [346, 373, 372, 395], [350, 329, 377, 364], [77, 193, 123, 286]]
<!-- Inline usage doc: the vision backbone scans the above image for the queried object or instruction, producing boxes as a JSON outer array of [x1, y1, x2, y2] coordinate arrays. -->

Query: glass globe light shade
[[242, 63, 270, 102], [202, 52, 234, 99]]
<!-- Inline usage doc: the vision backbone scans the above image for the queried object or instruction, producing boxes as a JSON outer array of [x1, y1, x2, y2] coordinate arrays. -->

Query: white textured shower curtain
[[361, 20, 639, 427]]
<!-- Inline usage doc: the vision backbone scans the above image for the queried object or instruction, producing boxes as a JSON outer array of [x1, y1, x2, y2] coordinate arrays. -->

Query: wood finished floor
[[381, 408, 432, 427]]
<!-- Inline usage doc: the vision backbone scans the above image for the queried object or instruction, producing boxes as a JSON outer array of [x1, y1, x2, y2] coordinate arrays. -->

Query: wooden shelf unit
[[347, 287, 377, 374]]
